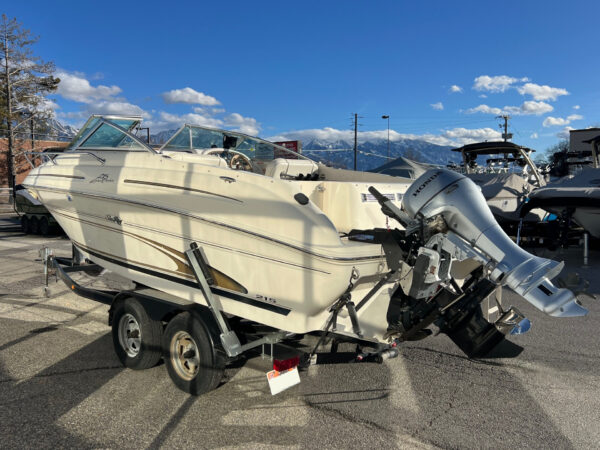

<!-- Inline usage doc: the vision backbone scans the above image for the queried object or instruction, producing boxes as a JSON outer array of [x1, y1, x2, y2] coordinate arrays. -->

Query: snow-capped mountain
[[43, 119, 78, 141], [146, 129, 178, 145], [301, 137, 459, 170], [20, 118, 78, 142]]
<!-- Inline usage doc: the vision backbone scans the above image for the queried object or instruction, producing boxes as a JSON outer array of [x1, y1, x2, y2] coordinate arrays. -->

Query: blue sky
[[5, 0, 600, 153]]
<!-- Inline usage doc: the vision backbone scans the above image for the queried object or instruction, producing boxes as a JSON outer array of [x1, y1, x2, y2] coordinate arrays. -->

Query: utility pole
[[353, 113, 358, 171], [496, 114, 511, 142], [382, 115, 390, 160]]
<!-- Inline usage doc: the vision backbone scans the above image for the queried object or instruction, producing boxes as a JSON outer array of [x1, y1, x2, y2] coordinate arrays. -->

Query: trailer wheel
[[29, 216, 40, 234], [39, 216, 50, 236], [112, 298, 163, 370], [20, 216, 30, 234], [163, 312, 225, 395]]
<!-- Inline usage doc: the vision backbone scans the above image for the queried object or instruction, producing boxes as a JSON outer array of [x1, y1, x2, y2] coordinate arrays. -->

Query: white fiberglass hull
[[25, 151, 406, 339]]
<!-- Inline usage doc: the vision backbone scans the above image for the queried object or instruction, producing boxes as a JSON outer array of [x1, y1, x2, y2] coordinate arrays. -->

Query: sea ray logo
[[90, 174, 114, 184]]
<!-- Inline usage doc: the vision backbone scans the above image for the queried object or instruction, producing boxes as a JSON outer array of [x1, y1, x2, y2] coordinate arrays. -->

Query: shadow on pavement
[[0, 326, 123, 448]]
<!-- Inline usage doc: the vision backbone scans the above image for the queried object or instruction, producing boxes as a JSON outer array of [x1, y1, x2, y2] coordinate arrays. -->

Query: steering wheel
[[229, 152, 253, 171]]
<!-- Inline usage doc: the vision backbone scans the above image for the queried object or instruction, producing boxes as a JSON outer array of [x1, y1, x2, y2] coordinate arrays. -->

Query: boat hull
[[25, 151, 400, 336]]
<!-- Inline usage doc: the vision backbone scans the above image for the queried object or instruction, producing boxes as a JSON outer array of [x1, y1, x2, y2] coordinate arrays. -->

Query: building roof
[[582, 134, 600, 144]]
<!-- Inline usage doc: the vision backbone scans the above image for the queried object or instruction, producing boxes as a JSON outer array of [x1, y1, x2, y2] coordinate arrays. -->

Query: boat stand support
[[185, 242, 287, 358]]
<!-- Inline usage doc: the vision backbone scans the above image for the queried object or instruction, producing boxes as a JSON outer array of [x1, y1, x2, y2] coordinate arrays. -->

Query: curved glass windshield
[[161, 124, 312, 163], [67, 116, 146, 151], [79, 122, 147, 150]]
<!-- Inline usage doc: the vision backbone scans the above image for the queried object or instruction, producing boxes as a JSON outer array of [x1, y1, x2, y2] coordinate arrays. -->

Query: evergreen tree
[[1, 14, 59, 189]]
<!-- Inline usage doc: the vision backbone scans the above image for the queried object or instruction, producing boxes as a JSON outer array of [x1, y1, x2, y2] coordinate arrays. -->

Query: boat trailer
[[41, 243, 422, 395]]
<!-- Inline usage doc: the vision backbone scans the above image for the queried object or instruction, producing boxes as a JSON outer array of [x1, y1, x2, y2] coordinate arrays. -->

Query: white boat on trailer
[[26, 115, 587, 395]]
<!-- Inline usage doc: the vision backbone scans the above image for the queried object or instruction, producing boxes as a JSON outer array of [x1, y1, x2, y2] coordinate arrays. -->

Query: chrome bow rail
[[23, 151, 106, 168]]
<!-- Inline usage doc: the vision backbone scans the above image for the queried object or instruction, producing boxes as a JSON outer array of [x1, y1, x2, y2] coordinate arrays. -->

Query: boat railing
[[23, 151, 106, 169]]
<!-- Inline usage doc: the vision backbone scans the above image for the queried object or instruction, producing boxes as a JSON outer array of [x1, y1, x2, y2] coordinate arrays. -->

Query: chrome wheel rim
[[170, 331, 200, 381], [118, 313, 141, 357]]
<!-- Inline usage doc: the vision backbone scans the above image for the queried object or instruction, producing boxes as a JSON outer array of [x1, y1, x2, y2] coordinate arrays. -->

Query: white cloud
[[449, 85, 462, 93], [87, 100, 150, 118], [53, 70, 151, 123], [473, 75, 528, 93], [542, 114, 583, 127], [543, 117, 567, 127], [439, 127, 501, 144], [224, 113, 260, 135], [161, 87, 220, 106], [144, 110, 260, 135], [530, 132, 538, 139], [466, 104, 503, 115], [478, 94, 487, 98], [516, 83, 569, 101], [512, 100, 553, 115], [268, 126, 501, 148], [573, 105, 580, 110], [145, 111, 223, 132], [431, 102, 444, 110], [466, 101, 553, 116], [557, 126, 574, 139], [59, 100, 151, 123], [55, 70, 122, 103]]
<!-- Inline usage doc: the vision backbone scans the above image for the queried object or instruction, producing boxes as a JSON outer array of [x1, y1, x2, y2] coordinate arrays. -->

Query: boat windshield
[[161, 124, 313, 164], [66, 116, 148, 151]]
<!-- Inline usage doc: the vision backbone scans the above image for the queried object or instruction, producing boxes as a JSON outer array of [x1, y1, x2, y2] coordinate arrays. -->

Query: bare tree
[[0, 14, 59, 191]]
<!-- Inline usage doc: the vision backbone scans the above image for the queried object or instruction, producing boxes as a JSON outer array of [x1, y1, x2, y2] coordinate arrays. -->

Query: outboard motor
[[402, 169, 587, 318]]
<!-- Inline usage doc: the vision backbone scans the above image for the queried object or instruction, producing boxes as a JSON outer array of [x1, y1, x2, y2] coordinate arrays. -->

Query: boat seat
[[264, 158, 319, 179]]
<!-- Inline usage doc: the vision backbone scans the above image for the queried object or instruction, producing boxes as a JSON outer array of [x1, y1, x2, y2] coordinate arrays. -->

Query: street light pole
[[381, 115, 390, 160]]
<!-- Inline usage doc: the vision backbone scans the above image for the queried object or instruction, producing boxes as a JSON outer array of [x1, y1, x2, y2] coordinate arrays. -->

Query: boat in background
[[520, 135, 600, 240], [451, 141, 547, 236], [369, 156, 438, 180]]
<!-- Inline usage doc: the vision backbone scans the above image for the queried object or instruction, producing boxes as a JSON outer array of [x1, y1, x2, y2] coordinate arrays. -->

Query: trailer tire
[[112, 297, 163, 370], [29, 216, 40, 234], [163, 312, 225, 395], [39, 216, 50, 236], [21, 216, 30, 234]]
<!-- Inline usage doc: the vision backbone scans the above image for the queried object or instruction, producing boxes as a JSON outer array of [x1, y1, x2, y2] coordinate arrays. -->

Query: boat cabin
[[59, 115, 412, 234]]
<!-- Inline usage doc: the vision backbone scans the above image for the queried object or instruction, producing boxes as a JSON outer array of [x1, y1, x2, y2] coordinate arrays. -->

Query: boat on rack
[[23, 115, 586, 370]]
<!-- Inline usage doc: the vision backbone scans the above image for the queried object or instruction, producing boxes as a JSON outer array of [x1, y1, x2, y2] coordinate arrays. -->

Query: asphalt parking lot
[[1, 214, 599, 449]]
